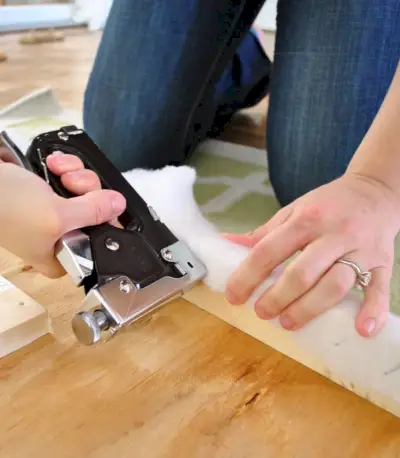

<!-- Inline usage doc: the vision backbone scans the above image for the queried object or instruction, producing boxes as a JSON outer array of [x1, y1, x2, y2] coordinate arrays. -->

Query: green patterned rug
[[189, 139, 400, 317]]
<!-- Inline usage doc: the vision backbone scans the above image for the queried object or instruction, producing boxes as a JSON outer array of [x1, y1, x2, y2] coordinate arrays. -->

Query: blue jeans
[[84, 0, 400, 206]]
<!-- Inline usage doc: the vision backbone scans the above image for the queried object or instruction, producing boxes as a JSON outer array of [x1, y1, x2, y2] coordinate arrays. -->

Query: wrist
[[344, 166, 400, 216], [346, 143, 400, 205]]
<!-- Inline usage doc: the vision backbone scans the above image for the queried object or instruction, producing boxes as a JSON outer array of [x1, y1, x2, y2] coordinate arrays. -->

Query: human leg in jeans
[[85, 0, 399, 199], [267, 0, 400, 205], [83, 0, 269, 172]]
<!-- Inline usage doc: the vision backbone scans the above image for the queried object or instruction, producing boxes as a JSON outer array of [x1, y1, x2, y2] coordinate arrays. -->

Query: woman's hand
[[223, 173, 400, 338], [0, 151, 126, 278]]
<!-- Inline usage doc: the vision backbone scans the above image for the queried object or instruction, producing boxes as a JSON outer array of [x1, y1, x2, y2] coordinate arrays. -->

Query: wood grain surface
[[1, 27, 400, 458]]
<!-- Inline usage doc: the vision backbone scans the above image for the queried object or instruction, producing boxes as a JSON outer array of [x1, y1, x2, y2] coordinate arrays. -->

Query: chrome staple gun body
[[0, 126, 207, 345]]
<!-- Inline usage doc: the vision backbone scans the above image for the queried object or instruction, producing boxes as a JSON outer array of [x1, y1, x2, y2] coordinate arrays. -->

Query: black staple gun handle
[[25, 126, 182, 290], [26, 125, 175, 245], [27, 126, 154, 232]]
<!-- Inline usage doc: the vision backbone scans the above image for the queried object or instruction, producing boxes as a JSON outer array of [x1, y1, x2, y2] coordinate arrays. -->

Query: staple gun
[[0, 126, 207, 346]]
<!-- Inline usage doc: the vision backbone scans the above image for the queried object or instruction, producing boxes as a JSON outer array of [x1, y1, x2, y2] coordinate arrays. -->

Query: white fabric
[[123, 165, 400, 407]]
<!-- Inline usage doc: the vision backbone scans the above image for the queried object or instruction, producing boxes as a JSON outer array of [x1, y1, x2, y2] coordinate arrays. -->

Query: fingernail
[[111, 194, 126, 212], [51, 150, 63, 157], [225, 289, 240, 305], [364, 318, 376, 336], [255, 306, 271, 320], [280, 316, 294, 330]]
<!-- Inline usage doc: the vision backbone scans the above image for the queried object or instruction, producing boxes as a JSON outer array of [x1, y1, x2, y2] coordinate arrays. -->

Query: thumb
[[58, 189, 126, 232]]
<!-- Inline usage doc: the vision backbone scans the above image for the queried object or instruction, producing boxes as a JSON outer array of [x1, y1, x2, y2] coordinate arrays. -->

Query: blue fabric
[[84, 0, 266, 171], [84, 0, 400, 206], [266, 0, 400, 205]]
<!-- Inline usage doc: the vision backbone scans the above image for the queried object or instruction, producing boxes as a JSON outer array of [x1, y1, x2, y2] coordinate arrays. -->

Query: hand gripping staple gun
[[0, 126, 207, 346]]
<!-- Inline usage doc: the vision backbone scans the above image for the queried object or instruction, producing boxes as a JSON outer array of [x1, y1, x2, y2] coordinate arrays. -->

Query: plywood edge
[[0, 275, 51, 359], [184, 283, 400, 418]]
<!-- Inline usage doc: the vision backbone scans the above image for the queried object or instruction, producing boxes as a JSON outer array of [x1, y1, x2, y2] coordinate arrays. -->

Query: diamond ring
[[336, 258, 372, 289]]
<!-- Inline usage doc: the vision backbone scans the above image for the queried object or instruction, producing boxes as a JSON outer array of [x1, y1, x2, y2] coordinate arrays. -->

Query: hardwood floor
[[0, 27, 99, 109], [1, 26, 400, 458]]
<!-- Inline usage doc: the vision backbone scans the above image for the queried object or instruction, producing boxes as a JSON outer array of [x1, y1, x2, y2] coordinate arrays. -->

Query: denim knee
[[266, 0, 400, 207]]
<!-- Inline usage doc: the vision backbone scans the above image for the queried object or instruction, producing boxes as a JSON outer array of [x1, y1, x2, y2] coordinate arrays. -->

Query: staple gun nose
[[73, 309, 110, 346]]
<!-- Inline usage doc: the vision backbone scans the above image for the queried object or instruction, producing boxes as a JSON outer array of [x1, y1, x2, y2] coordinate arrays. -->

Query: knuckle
[[251, 243, 268, 262], [291, 205, 324, 239], [285, 264, 313, 290], [339, 219, 360, 241], [250, 244, 273, 271], [297, 204, 324, 225]]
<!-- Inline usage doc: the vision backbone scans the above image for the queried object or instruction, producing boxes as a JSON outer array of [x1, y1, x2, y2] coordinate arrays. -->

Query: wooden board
[[184, 284, 400, 418], [0, 262, 49, 358]]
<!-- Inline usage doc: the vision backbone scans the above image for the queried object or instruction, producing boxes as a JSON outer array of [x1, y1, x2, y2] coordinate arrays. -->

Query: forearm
[[347, 62, 400, 198]]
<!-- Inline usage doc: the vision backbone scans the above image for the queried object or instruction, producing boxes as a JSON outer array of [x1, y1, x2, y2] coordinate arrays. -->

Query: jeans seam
[[180, 2, 248, 152]]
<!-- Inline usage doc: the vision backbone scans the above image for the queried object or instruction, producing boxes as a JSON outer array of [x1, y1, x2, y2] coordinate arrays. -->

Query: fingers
[[61, 170, 102, 194], [225, 217, 311, 305], [58, 189, 126, 233], [355, 267, 391, 337], [248, 205, 294, 244], [254, 235, 346, 319], [221, 232, 255, 247], [47, 151, 101, 195], [276, 251, 383, 334], [46, 151, 84, 174], [222, 205, 293, 248], [277, 258, 360, 330]]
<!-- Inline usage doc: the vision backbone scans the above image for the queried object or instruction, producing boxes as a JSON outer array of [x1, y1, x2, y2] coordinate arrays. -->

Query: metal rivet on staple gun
[[105, 238, 120, 251], [119, 280, 132, 294], [58, 131, 69, 141], [161, 249, 173, 262], [148, 206, 159, 221]]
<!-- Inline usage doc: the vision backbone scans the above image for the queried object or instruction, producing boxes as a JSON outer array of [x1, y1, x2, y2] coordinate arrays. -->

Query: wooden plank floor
[[1, 27, 400, 458]]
